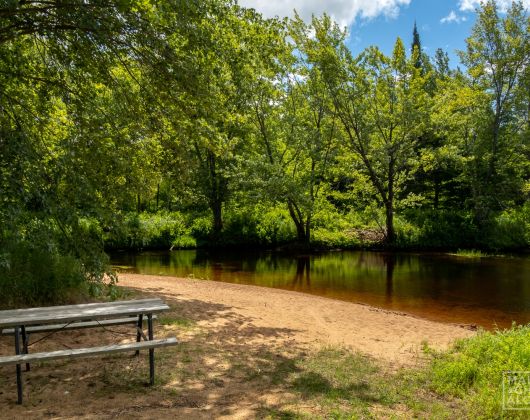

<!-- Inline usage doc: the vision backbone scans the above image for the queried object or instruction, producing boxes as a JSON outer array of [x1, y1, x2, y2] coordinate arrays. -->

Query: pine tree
[[411, 21, 422, 69]]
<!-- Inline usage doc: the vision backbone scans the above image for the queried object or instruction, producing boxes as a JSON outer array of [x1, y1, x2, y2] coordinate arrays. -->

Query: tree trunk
[[287, 200, 310, 245], [304, 216, 311, 244], [211, 199, 223, 238], [385, 201, 395, 245]]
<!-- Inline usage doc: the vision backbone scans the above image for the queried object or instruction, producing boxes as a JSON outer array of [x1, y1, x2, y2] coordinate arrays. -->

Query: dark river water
[[111, 250, 530, 329]]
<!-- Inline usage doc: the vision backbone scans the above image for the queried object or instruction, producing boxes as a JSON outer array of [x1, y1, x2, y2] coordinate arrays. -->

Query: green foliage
[[481, 204, 530, 250], [255, 207, 296, 245], [190, 216, 213, 244], [429, 325, 530, 418], [219, 205, 296, 246], [1, 0, 528, 305], [453, 249, 489, 258], [396, 209, 478, 249], [105, 211, 195, 250], [0, 241, 87, 307], [311, 204, 361, 248]]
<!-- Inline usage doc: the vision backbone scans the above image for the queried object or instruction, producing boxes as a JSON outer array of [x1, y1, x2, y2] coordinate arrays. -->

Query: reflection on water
[[111, 250, 530, 329]]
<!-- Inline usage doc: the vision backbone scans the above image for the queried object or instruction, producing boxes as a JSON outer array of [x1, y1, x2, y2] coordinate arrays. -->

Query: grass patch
[[260, 347, 460, 419], [429, 324, 530, 418], [451, 249, 489, 258], [158, 315, 195, 329]]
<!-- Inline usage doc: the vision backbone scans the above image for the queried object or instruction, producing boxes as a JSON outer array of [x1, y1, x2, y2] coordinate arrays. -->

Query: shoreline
[[0, 272, 477, 417], [119, 273, 474, 367]]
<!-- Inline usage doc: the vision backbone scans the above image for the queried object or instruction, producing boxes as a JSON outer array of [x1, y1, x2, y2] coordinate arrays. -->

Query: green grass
[[260, 326, 530, 418], [158, 315, 195, 329], [260, 347, 459, 419], [428, 324, 530, 419], [452, 249, 489, 258]]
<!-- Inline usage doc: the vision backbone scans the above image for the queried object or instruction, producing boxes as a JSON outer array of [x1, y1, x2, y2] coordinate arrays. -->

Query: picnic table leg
[[14, 326, 23, 404], [147, 314, 154, 385], [21, 326, 30, 371], [135, 314, 143, 356]]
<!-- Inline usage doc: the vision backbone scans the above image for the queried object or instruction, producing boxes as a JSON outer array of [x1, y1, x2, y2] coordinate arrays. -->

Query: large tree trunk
[[288, 200, 310, 245]]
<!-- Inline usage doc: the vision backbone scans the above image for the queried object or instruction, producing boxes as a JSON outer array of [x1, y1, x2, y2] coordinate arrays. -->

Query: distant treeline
[[0, 0, 528, 304]]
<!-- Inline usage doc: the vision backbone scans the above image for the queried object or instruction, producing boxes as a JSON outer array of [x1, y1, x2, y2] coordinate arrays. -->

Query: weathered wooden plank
[[0, 298, 162, 317], [1, 315, 158, 335], [0, 300, 169, 328], [0, 337, 178, 366]]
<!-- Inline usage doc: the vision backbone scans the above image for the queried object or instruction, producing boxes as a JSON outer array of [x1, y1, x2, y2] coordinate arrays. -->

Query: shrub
[[255, 206, 295, 245], [0, 241, 87, 307], [429, 325, 530, 418], [105, 211, 195, 250], [480, 205, 530, 250], [190, 215, 212, 244], [398, 209, 478, 249]]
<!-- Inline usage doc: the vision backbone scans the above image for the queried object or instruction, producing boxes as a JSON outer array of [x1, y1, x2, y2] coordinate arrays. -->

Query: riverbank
[[119, 274, 474, 367], [0, 273, 477, 418]]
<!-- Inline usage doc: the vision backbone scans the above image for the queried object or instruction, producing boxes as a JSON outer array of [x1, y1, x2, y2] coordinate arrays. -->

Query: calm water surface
[[111, 250, 530, 329]]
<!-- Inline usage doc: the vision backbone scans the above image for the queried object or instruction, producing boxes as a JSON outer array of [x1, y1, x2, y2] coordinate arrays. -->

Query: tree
[[306, 16, 431, 244], [411, 21, 422, 69], [434, 48, 450, 79], [0, 0, 185, 299], [242, 16, 340, 245], [458, 0, 529, 223]]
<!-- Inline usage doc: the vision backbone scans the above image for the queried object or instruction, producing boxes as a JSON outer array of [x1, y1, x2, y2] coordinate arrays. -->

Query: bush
[[255, 206, 295, 245], [480, 204, 530, 250], [201, 205, 296, 247], [0, 241, 87, 307], [105, 211, 196, 250], [190, 215, 212, 244], [429, 325, 530, 418], [397, 209, 478, 249], [311, 228, 360, 248]]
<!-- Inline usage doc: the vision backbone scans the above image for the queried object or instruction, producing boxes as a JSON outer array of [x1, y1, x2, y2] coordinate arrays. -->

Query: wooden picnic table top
[[0, 298, 170, 328]]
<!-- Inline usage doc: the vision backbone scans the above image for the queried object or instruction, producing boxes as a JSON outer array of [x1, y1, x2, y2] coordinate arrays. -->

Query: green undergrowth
[[428, 324, 530, 419], [452, 249, 490, 258]]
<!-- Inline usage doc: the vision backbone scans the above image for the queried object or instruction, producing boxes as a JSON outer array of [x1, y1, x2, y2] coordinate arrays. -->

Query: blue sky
[[238, 0, 529, 67], [346, 1, 476, 67]]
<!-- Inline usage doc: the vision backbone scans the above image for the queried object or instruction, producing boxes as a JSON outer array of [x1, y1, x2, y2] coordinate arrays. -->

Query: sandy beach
[[0, 273, 475, 418], [119, 274, 474, 367]]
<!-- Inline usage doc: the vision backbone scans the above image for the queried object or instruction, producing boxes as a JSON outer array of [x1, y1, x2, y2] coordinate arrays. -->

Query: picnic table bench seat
[[1, 315, 157, 336], [0, 337, 178, 366]]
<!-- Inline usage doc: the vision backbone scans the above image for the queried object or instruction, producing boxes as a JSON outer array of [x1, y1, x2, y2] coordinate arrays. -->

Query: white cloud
[[238, 0, 411, 27], [440, 10, 467, 24], [459, 0, 530, 12]]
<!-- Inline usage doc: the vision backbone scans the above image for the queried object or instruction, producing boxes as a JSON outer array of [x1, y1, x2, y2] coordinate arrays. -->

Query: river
[[111, 249, 530, 329]]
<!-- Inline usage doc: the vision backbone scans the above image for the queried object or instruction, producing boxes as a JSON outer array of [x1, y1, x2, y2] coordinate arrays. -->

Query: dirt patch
[[0, 274, 473, 418]]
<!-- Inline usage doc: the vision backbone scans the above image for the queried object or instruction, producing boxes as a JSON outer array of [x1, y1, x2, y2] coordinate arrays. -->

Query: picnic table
[[0, 298, 178, 404]]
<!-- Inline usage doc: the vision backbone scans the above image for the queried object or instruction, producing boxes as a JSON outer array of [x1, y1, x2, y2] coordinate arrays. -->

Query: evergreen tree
[[411, 21, 422, 69]]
